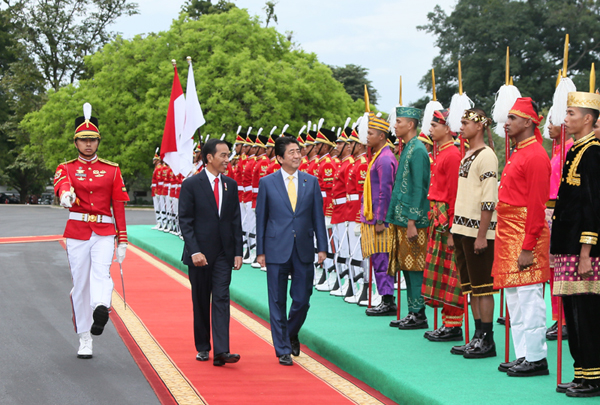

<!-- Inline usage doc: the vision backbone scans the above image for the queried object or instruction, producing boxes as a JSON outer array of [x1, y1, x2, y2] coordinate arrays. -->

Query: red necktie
[[214, 177, 220, 212]]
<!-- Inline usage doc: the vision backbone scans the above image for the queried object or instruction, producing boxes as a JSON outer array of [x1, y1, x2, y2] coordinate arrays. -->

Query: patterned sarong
[[388, 224, 427, 277], [553, 255, 600, 296], [360, 223, 390, 258], [492, 202, 550, 289], [421, 202, 464, 308]]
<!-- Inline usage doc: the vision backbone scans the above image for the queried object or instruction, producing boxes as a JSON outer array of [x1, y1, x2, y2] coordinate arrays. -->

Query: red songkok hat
[[509, 97, 544, 143]]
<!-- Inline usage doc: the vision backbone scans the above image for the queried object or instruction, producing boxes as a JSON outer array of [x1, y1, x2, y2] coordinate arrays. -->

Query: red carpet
[[108, 245, 385, 404], [0, 234, 63, 244]]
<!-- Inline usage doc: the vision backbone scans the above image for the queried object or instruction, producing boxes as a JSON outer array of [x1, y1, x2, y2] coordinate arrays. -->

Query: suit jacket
[[255, 170, 328, 264], [179, 170, 243, 268]]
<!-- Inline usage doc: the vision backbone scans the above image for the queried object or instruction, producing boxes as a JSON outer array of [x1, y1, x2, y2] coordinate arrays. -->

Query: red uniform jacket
[[318, 153, 338, 217], [266, 156, 280, 175], [151, 165, 160, 197], [298, 156, 309, 173], [331, 155, 354, 225], [242, 156, 257, 203], [252, 154, 270, 208], [306, 155, 320, 178], [54, 156, 129, 243], [346, 153, 368, 223], [234, 154, 247, 202]]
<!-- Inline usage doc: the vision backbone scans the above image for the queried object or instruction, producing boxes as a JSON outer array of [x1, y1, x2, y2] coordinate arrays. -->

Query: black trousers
[[188, 251, 232, 355], [563, 294, 600, 381]]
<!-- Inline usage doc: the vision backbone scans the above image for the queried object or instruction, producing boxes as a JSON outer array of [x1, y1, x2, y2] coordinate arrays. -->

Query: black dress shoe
[[557, 379, 583, 393], [91, 305, 110, 336], [424, 326, 445, 339], [546, 324, 568, 341], [546, 321, 558, 334], [389, 319, 403, 327], [365, 301, 397, 316], [290, 335, 300, 357], [463, 333, 496, 358], [428, 326, 463, 342], [398, 311, 428, 330], [496, 316, 505, 325], [213, 352, 240, 366], [451, 338, 478, 355], [196, 351, 209, 361], [566, 381, 600, 397], [507, 358, 549, 377], [498, 357, 525, 372], [279, 354, 293, 366]]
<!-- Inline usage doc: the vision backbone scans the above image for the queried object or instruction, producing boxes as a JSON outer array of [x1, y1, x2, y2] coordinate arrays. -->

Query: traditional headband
[[462, 109, 492, 127]]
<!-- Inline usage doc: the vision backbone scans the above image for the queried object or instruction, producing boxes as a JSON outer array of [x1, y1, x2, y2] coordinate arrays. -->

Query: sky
[[112, 0, 459, 111]]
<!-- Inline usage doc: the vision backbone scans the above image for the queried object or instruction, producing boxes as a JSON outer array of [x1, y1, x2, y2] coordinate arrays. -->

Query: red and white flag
[[160, 64, 186, 175], [180, 60, 205, 177]]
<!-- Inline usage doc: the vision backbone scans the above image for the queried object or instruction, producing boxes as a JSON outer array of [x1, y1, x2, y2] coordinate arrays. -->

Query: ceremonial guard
[[250, 133, 271, 269], [345, 126, 369, 304], [328, 124, 354, 295], [387, 106, 431, 328], [297, 129, 309, 173], [421, 109, 465, 341], [193, 144, 203, 174], [494, 97, 551, 377], [242, 132, 258, 263], [450, 108, 499, 358], [418, 132, 434, 164], [156, 161, 168, 230], [54, 103, 129, 359], [151, 151, 161, 229], [551, 89, 600, 397], [361, 113, 398, 316], [306, 128, 321, 177], [265, 129, 283, 175]]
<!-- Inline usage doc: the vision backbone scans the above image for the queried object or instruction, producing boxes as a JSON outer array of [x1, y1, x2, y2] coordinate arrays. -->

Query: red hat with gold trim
[[509, 97, 544, 143], [153, 147, 160, 161], [418, 132, 433, 146], [74, 103, 100, 139], [314, 118, 337, 147], [234, 126, 247, 145], [296, 125, 307, 147]]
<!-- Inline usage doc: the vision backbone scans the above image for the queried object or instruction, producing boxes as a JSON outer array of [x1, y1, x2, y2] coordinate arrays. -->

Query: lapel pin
[[224, 182, 228, 191]]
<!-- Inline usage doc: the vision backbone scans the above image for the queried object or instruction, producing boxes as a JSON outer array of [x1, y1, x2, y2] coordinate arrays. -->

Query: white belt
[[321, 192, 327, 198], [333, 197, 347, 205], [151, 183, 156, 187], [238, 186, 244, 191], [69, 212, 113, 224], [244, 186, 252, 192], [348, 194, 360, 201], [252, 188, 259, 193], [158, 182, 164, 185]]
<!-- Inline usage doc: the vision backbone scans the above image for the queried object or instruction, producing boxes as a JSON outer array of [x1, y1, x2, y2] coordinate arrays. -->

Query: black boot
[[451, 330, 482, 355], [398, 307, 428, 330]]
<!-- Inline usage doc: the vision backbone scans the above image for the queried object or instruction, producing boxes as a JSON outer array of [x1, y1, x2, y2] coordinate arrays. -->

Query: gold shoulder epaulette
[[349, 156, 355, 164], [64, 158, 77, 164], [99, 158, 119, 167], [360, 156, 367, 163]]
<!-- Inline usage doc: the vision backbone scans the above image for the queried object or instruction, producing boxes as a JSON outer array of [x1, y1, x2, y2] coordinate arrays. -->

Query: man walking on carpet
[[179, 139, 243, 367], [255, 136, 328, 366], [386, 106, 431, 329], [493, 97, 551, 377]]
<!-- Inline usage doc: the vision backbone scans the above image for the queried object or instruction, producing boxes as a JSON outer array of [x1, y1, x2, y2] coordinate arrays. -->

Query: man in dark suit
[[179, 139, 243, 366], [256, 136, 328, 366]]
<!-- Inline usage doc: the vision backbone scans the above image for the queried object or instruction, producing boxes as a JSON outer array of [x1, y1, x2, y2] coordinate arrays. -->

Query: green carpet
[[129, 225, 588, 405]]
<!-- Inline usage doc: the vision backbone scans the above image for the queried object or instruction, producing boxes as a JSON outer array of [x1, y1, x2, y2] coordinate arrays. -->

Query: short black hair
[[202, 139, 228, 164], [579, 107, 600, 124], [274, 136, 299, 159]]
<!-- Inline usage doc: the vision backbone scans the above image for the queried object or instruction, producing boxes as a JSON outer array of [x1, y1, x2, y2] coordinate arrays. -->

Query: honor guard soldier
[[297, 127, 309, 172], [266, 126, 288, 175], [251, 133, 270, 209], [233, 129, 250, 216], [54, 103, 129, 359], [306, 127, 320, 177], [242, 131, 259, 263], [151, 150, 161, 229]]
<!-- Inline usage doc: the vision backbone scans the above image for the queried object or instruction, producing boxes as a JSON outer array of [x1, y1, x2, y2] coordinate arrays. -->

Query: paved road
[[0, 205, 159, 404]]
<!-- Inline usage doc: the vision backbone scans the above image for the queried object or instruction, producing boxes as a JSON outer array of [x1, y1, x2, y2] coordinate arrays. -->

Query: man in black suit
[[256, 136, 328, 366], [179, 139, 243, 366]]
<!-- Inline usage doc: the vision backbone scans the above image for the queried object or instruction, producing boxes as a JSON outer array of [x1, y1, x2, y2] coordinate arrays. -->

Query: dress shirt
[[205, 169, 223, 216], [281, 167, 298, 193], [498, 136, 551, 250]]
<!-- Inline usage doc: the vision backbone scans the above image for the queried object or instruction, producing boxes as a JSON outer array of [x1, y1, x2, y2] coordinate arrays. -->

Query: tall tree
[[263, 1, 277, 27], [329, 64, 379, 106], [4, 0, 139, 92], [22, 8, 363, 189], [182, 0, 236, 19], [418, 0, 600, 114]]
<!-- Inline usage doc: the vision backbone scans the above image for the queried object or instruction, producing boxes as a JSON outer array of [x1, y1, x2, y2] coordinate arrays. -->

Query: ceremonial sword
[[119, 262, 127, 310]]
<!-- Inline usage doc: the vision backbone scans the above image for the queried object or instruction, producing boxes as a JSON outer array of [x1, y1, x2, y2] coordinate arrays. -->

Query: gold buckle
[[88, 214, 98, 223]]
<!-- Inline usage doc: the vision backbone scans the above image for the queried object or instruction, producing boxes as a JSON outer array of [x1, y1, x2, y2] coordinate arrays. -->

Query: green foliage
[[5, 0, 139, 91], [329, 64, 379, 106], [263, 1, 278, 27], [418, 0, 600, 114], [22, 8, 363, 187], [181, 0, 237, 19]]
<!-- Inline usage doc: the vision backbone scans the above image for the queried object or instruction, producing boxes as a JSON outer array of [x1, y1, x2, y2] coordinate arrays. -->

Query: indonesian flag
[[180, 60, 206, 177], [160, 64, 186, 175]]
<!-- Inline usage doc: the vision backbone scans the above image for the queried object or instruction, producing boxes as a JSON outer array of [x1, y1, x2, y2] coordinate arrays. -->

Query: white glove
[[354, 223, 361, 236], [325, 216, 332, 229], [60, 191, 76, 208], [116, 243, 127, 263]]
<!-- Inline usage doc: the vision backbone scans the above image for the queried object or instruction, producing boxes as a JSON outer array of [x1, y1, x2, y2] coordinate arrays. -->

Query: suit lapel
[[296, 171, 307, 210], [274, 171, 294, 213], [199, 171, 219, 216]]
